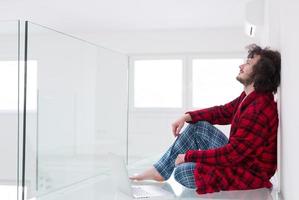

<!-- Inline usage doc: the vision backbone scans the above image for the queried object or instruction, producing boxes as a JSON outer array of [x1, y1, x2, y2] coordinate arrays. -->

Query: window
[[192, 58, 243, 108], [0, 60, 37, 111], [133, 59, 183, 108], [131, 56, 244, 111]]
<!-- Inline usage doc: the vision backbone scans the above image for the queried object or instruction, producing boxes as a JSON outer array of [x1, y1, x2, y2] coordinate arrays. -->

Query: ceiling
[[0, 0, 251, 33]]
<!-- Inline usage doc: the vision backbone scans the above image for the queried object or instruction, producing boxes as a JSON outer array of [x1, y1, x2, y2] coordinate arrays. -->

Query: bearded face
[[236, 69, 254, 86], [236, 55, 261, 86]]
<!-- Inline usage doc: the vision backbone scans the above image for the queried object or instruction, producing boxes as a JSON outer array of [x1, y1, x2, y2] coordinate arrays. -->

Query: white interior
[[1, 0, 299, 199]]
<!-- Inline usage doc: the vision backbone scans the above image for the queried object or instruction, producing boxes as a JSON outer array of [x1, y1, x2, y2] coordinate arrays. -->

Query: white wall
[[262, 0, 281, 49], [76, 27, 257, 54], [261, 0, 282, 193], [278, 1, 299, 200], [264, 0, 299, 199]]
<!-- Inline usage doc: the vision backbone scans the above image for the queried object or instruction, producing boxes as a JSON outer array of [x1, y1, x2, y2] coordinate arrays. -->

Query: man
[[130, 44, 281, 195]]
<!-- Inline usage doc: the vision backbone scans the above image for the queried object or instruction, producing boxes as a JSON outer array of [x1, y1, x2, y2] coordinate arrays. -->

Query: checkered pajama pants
[[153, 121, 228, 189]]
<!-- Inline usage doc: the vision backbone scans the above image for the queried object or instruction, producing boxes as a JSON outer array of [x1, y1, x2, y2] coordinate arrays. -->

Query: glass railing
[[24, 21, 129, 199], [0, 21, 129, 200], [0, 20, 21, 200]]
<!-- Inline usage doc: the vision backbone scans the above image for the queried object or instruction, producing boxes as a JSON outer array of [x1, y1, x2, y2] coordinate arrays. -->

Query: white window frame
[[129, 52, 245, 114], [129, 55, 187, 114], [189, 52, 245, 110]]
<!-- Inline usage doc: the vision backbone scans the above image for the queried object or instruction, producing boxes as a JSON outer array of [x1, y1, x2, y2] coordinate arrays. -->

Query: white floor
[[31, 155, 281, 200], [35, 177, 280, 200]]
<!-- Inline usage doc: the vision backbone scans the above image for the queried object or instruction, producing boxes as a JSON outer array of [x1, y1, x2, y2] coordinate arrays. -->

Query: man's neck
[[244, 84, 255, 96]]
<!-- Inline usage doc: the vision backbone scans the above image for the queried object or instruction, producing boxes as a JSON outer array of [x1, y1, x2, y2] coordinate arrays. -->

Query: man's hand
[[175, 154, 185, 166], [171, 114, 191, 137]]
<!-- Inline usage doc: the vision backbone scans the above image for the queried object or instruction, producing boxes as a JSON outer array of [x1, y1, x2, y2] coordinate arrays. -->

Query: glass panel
[[0, 61, 19, 111], [0, 20, 19, 200], [134, 59, 183, 108], [24, 22, 128, 199], [192, 58, 243, 108]]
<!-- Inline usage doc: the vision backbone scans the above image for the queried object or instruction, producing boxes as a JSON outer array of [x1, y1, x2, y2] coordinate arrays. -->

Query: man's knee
[[186, 121, 209, 132], [173, 165, 181, 182], [174, 165, 183, 185], [187, 121, 210, 129], [173, 164, 196, 189], [194, 120, 211, 127]]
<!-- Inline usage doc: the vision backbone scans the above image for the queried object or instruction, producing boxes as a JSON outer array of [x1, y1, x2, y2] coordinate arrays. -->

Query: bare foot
[[129, 166, 164, 182]]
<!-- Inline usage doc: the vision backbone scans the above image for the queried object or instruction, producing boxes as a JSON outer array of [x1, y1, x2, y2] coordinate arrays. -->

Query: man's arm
[[184, 108, 267, 166], [186, 92, 245, 125], [172, 113, 192, 136]]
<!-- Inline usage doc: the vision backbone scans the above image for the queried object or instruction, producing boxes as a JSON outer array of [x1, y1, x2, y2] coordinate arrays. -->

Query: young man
[[130, 44, 281, 195]]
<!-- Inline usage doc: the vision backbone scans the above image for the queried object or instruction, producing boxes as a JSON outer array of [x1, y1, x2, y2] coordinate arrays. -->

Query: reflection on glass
[[192, 58, 243, 108]]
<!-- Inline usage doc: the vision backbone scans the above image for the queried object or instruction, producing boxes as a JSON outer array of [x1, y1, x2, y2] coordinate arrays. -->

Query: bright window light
[[192, 58, 243, 108], [134, 59, 183, 108], [0, 60, 37, 111]]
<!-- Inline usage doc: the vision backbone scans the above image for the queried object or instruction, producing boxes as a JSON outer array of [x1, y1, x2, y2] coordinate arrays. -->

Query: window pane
[[192, 59, 243, 108], [134, 59, 183, 108]]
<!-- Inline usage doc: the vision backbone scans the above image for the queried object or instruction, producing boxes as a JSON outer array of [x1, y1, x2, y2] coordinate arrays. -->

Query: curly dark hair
[[246, 44, 281, 94]]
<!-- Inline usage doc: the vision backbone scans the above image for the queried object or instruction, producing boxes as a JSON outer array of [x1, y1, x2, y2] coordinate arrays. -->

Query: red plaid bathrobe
[[185, 91, 278, 194]]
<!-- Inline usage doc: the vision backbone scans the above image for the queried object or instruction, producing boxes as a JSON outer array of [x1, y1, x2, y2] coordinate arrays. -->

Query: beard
[[236, 73, 254, 86]]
